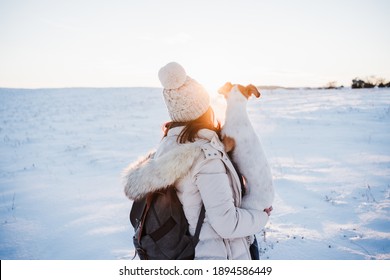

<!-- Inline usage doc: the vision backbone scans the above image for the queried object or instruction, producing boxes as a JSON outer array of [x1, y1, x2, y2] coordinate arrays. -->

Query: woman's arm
[[195, 158, 269, 239]]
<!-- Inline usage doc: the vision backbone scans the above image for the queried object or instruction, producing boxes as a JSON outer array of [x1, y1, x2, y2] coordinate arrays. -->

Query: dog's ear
[[222, 136, 235, 153], [246, 84, 261, 98], [218, 82, 233, 95]]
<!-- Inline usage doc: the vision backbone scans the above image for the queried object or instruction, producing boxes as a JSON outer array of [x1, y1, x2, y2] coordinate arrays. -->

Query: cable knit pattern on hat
[[158, 62, 210, 122]]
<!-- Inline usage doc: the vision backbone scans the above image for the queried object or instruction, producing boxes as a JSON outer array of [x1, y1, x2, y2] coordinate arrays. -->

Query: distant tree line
[[352, 76, 390, 89]]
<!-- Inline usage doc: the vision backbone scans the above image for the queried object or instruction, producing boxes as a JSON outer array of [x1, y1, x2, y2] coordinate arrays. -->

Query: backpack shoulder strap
[[193, 204, 205, 246], [130, 199, 146, 228], [129, 194, 151, 228]]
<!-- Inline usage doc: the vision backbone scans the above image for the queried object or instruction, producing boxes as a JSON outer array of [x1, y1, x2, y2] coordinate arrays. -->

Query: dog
[[218, 82, 274, 217]]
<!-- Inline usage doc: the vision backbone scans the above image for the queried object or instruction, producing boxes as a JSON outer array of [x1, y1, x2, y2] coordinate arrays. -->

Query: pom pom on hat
[[158, 62, 187, 90], [158, 62, 210, 122]]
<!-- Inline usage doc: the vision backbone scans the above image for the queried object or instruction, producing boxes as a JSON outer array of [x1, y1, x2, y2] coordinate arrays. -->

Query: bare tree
[[376, 77, 388, 88], [325, 81, 338, 89]]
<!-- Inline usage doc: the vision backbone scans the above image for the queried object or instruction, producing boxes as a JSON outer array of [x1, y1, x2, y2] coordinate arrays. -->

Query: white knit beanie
[[158, 62, 210, 122]]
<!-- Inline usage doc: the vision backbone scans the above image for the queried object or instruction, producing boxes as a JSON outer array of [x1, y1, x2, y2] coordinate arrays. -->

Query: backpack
[[130, 186, 205, 260]]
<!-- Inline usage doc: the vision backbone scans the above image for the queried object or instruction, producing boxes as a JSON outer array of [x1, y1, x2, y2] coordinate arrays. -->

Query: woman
[[123, 62, 270, 259]]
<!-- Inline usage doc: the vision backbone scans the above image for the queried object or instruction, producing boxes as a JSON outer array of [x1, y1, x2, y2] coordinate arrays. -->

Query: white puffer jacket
[[123, 127, 269, 259]]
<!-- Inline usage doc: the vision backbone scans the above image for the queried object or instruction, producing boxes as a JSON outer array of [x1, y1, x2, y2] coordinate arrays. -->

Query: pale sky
[[1, 0, 389, 89]]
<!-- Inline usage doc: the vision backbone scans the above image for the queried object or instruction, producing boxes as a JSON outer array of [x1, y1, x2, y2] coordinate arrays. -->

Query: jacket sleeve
[[194, 158, 269, 239]]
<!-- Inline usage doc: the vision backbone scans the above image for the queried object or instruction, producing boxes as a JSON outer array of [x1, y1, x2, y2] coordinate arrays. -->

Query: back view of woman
[[123, 62, 270, 259]]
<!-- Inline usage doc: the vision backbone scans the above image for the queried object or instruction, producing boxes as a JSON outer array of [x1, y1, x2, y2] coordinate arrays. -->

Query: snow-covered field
[[0, 87, 389, 260]]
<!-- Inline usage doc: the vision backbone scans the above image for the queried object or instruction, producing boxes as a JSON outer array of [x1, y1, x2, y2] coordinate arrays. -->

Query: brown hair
[[163, 107, 221, 143]]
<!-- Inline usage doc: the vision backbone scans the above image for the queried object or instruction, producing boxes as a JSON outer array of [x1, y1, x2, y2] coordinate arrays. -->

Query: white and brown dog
[[219, 82, 274, 218]]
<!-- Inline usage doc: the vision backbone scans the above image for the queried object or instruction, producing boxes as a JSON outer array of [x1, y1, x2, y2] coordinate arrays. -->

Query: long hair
[[163, 107, 221, 143]]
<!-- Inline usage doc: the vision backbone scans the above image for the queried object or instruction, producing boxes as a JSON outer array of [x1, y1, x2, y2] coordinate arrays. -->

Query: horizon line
[[0, 84, 353, 91]]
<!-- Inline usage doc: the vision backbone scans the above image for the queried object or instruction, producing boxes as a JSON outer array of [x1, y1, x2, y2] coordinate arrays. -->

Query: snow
[[0, 87, 389, 260]]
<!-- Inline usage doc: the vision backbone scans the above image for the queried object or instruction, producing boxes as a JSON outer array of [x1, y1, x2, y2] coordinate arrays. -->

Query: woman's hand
[[264, 206, 273, 216]]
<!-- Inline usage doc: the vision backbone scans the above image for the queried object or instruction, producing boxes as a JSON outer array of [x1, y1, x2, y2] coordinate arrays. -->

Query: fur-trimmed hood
[[122, 142, 203, 201]]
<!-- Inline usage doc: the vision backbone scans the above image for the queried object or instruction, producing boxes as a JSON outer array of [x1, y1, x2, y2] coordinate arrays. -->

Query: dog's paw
[[222, 136, 235, 152]]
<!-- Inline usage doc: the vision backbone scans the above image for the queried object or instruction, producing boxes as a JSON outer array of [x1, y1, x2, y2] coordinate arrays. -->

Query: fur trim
[[122, 143, 203, 201]]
